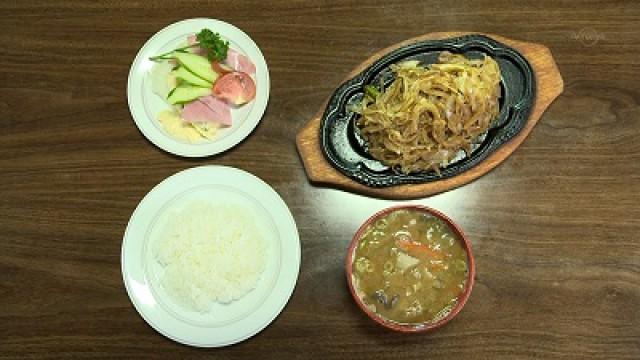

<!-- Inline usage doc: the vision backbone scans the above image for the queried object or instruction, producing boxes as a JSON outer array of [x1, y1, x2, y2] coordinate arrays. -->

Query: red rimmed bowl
[[345, 205, 475, 333]]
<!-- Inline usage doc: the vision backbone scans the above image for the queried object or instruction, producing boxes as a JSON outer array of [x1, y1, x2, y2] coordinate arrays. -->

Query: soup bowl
[[345, 205, 475, 332]]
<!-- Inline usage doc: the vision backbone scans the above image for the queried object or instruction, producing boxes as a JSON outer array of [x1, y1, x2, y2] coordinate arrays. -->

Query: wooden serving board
[[296, 32, 563, 199]]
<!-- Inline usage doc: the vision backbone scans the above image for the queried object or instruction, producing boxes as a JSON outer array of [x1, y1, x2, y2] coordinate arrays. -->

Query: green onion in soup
[[352, 209, 469, 324]]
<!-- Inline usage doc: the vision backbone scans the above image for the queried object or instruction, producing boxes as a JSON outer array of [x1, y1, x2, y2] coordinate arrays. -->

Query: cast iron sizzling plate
[[320, 35, 536, 187]]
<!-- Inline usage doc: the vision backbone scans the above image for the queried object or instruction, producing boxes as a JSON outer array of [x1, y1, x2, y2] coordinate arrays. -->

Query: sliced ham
[[187, 35, 207, 56], [181, 96, 232, 127], [224, 48, 256, 75], [186, 34, 255, 75], [213, 72, 256, 106], [198, 96, 232, 126]]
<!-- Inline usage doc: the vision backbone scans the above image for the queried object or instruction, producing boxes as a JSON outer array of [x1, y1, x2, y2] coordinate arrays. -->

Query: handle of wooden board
[[296, 32, 564, 199]]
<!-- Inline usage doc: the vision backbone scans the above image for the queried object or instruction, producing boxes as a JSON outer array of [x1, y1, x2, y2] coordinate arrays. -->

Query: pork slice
[[181, 97, 231, 127], [224, 48, 256, 75]]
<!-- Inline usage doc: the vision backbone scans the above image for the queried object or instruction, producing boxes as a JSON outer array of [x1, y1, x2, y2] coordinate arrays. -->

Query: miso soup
[[352, 209, 468, 324]]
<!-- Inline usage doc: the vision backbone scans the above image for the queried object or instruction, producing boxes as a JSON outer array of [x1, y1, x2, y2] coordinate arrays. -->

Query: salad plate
[[121, 166, 300, 347], [127, 18, 270, 157]]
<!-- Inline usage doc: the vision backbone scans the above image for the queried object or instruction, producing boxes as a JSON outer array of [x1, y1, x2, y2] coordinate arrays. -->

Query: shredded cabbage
[[356, 52, 501, 174]]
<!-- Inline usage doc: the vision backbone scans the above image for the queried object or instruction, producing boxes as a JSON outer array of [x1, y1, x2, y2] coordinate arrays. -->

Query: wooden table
[[2, 1, 639, 358]]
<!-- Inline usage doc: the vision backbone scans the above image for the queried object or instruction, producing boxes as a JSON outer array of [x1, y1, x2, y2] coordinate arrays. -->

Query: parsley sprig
[[196, 29, 229, 61], [149, 28, 230, 62]]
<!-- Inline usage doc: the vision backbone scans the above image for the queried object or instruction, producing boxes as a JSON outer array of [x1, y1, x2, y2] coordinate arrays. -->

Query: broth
[[352, 209, 468, 324]]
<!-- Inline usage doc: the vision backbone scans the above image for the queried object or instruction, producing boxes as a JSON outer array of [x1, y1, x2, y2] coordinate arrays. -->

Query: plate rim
[[121, 165, 300, 347], [127, 18, 270, 157]]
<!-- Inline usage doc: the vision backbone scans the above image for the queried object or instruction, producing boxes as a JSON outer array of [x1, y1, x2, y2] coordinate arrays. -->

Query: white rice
[[153, 201, 268, 313]]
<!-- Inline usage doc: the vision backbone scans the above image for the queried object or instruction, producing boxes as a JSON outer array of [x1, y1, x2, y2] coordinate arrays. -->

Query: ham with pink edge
[[181, 96, 232, 126], [224, 48, 256, 75], [187, 35, 255, 75]]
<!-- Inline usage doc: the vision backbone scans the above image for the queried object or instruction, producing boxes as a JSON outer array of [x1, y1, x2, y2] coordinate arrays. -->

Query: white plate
[[127, 19, 270, 157], [121, 166, 300, 347]]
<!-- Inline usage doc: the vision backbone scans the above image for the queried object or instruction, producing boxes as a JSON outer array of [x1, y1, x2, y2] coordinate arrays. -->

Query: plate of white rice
[[121, 166, 300, 347]]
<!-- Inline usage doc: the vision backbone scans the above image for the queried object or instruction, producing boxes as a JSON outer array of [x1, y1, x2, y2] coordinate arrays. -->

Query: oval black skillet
[[320, 34, 536, 188]]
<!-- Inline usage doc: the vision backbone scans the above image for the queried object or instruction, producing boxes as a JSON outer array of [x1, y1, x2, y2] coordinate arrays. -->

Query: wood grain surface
[[1, 1, 639, 359], [296, 32, 564, 198]]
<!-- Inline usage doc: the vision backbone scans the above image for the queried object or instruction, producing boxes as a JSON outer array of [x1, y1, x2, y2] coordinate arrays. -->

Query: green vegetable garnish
[[364, 85, 381, 99], [195, 29, 230, 62], [149, 28, 230, 62]]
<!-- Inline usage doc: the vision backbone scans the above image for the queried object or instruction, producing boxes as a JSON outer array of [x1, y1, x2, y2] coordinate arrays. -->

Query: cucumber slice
[[173, 66, 213, 88], [167, 85, 211, 105], [173, 52, 219, 83]]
